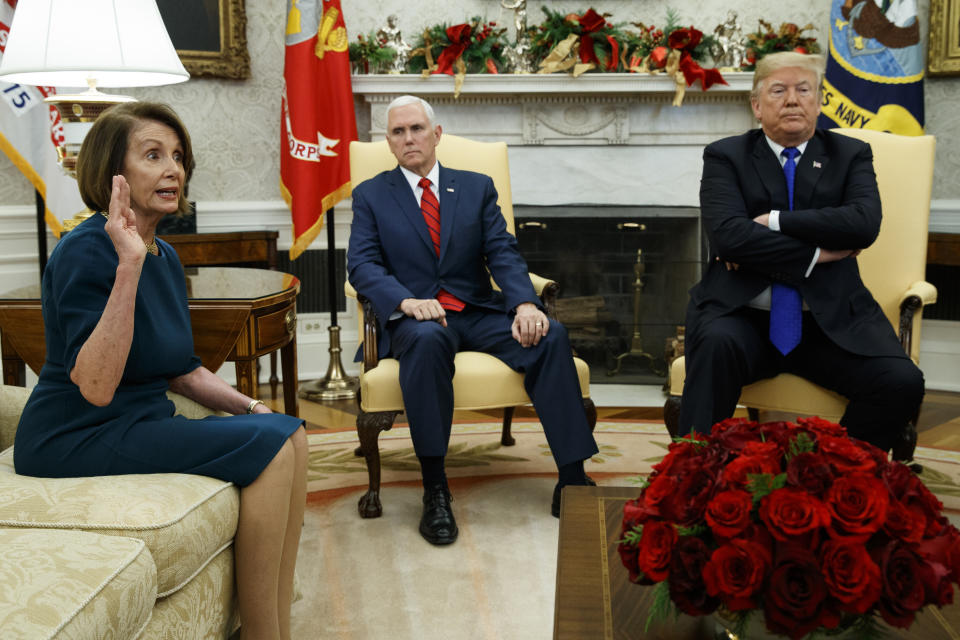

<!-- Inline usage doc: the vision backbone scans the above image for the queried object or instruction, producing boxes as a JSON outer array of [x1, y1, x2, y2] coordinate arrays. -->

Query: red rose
[[651, 440, 699, 477], [884, 497, 926, 544], [820, 539, 882, 613], [667, 27, 703, 51], [622, 496, 650, 529], [668, 536, 720, 616], [445, 23, 473, 45], [764, 546, 835, 640], [919, 529, 960, 583], [706, 489, 753, 539], [617, 539, 642, 582], [759, 487, 830, 541], [711, 417, 758, 444], [881, 461, 916, 498], [641, 472, 676, 518], [703, 539, 771, 611], [577, 8, 606, 33], [636, 520, 677, 582], [665, 467, 718, 527], [874, 541, 929, 628], [826, 474, 888, 540], [721, 454, 780, 490], [740, 439, 782, 461], [818, 435, 877, 475], [796, 416, 846, 438], [786, 451, 835, 495]]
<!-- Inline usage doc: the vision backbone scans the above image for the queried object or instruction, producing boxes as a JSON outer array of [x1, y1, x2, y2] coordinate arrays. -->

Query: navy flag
[[818, 0, 924, 135]]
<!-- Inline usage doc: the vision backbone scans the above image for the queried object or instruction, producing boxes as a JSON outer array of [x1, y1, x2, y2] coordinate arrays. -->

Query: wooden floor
[[260, 382, 960, 451]]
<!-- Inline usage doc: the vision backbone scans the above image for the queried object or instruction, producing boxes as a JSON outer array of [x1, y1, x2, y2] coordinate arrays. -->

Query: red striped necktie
[[419, 177, 465, 312]]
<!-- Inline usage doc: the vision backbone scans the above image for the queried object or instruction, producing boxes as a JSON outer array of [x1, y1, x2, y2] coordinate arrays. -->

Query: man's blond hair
[[751, 52, 826, 99]]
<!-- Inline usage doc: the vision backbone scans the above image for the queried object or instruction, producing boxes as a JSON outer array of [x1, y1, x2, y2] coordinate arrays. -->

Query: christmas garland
[[348, 32, 397, 74], [529, 7, 633, 75], [407, 18, 507, 96], [741, 20, 822, 71]]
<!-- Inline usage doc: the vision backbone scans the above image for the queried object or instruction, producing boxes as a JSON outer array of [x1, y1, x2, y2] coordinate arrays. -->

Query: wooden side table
[[160, 231, 278, 269], [0, 267, 300, 417], [161, 231, 283, 396]]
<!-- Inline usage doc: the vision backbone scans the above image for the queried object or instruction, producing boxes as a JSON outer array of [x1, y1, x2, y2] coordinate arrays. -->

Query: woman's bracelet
[[246, 399, 265, 414]]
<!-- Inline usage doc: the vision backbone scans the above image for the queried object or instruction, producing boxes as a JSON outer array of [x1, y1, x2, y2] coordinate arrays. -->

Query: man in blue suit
[[347, 96, 598, 545]]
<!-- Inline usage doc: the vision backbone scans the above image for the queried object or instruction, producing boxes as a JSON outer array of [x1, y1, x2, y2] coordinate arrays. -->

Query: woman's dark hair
[[75, 101, 195, 215]]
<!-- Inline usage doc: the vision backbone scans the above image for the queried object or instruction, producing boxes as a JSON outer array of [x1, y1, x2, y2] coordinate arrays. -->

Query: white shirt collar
[[399, 162, 440, 200], [764, 134, 808, 163]]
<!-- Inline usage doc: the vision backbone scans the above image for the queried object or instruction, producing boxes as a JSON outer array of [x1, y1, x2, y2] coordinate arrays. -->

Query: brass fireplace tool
[[607, 248, 665, 377]]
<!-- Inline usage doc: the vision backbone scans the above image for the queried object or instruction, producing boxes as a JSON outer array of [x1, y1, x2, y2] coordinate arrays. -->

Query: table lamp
[[0, 0, 189, 228]]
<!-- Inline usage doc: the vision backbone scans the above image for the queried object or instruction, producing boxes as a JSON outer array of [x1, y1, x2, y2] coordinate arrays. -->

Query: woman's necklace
[[98, 211, 159, 255]]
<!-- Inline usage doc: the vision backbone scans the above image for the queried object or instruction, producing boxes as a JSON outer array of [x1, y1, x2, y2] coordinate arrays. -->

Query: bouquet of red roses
[[618, 417, 960, 639]]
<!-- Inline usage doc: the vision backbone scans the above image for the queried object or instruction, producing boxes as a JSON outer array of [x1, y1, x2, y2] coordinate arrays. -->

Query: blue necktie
[[769, 147, 802, 355]]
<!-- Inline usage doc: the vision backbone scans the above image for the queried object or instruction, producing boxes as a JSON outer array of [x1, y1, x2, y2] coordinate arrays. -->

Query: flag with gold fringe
[[0, 0, 84, 236], [818, 0, 924, 136], [280, 0, 357, 260]]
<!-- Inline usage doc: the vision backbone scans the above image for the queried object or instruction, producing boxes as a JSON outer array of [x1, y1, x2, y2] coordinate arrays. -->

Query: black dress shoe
[[551, 475, 596, 518], [419, 484, 458, 545]]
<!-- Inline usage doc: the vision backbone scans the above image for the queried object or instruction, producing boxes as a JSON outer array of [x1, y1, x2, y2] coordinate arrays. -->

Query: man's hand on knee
[[399, 298, 448, 327], [512, 302, 548, 347]]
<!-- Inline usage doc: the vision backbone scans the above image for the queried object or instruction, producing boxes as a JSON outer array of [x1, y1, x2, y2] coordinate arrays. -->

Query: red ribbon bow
[[433, 23, 472, 75]]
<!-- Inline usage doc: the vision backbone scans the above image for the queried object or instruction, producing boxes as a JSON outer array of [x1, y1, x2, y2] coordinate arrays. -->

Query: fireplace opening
[[515, 206, 706, 385]]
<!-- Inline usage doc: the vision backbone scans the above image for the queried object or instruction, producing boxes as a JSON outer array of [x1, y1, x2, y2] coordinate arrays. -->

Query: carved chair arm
[[529, 272, 560, 321], [898, 280, 938, 362]]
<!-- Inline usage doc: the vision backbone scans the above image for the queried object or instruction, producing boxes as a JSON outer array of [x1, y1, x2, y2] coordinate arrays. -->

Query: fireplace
[[515, 206, 704, 383]]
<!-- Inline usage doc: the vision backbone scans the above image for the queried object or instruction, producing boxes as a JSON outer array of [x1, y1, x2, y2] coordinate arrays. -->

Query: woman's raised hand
[[105, 175, 146, 264]]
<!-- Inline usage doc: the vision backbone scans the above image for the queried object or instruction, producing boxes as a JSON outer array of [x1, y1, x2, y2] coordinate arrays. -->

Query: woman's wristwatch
[[246, 399, 265, 414]]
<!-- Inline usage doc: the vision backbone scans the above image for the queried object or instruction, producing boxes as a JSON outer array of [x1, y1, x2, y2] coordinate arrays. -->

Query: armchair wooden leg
[[583, 397, 597, 432], [501, 407, 516, 446], [663, 396, 681, 439], [356, 410, 399, 519]]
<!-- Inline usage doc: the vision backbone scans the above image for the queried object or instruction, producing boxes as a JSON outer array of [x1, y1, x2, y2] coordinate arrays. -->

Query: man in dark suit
[[347, 96, 598, 545], [679, 52, 924, 451]]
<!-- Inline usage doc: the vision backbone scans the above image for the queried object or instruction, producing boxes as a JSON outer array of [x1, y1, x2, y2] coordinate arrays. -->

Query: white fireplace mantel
[[352, 72, 757, 207], [351, 71, 755, 96]]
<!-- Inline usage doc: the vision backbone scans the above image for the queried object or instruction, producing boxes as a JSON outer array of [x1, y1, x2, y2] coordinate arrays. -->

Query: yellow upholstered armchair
[[345, 134, 596, 518], [665, 128, 937, 463]]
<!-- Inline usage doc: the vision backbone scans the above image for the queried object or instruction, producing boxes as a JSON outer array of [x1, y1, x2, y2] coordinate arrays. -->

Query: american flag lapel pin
[[812, 160, 822, 169]]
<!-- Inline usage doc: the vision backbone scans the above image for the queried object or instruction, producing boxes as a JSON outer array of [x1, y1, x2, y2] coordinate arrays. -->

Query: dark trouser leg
[[388, 317, 459, 457], [457, 311, 599, 468], [679, 308, 780, 436], [787, 321, 925, 452]]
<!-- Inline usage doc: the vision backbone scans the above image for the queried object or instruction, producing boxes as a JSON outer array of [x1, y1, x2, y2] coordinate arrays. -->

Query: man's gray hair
[[386, 95, 437, 126], [751, 52, 826, 99]]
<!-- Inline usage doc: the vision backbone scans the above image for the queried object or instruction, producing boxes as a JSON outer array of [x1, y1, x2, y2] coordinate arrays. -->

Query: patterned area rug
[[305, 420, 960, 504]]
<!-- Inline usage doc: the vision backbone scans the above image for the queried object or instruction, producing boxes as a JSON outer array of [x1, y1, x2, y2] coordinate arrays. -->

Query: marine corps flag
[[0, 0, 85, 236], [818, 0, 924, 136], [281, 0, 357, 259]]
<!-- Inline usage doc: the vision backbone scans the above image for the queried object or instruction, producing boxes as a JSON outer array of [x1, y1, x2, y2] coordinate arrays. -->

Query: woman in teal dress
[[14, 102, 307, 640]]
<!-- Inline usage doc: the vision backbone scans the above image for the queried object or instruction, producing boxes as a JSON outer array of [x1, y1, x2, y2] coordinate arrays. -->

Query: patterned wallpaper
[[2, 0, 958, 205]]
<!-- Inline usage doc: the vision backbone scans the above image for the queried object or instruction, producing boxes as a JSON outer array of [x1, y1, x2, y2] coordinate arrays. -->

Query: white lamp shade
[[0, 0, 189, 88]]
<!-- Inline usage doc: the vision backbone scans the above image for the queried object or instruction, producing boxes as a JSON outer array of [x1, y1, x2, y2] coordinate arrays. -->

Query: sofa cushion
[[0, 448, 239, 597], [0, 527, 155, 639]]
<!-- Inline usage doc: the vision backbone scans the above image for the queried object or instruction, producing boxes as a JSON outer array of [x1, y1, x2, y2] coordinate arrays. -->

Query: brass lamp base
[[299, 325, 358, 401]]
